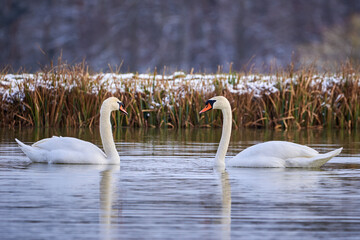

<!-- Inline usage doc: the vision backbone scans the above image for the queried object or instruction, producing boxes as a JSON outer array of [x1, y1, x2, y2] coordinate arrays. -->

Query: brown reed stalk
[[1, 61, 360, 129]]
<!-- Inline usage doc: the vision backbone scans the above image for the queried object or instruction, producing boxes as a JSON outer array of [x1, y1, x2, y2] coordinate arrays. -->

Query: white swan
[[199, 96, 342, 169], [15, 97, 128, 164]]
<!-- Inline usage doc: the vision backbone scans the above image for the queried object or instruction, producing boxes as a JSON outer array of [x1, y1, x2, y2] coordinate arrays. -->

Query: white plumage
[[227, 141, 342, 168], [199, 96, 342, 169], [15, 97, 127, 164]]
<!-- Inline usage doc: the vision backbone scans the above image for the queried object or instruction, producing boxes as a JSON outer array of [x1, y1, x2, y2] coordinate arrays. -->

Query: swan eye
[[117, 101, 125, 108], [199, 100, 216, 114], [118, 101, 128, 115], [205, 100, 216, 107]]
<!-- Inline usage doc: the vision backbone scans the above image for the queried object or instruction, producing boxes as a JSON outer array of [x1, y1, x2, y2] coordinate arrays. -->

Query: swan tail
[[15, 138, 37, 161], [286, 147, 343, 168], [15, 138, 30, 151], [308, 147, 343, 168]]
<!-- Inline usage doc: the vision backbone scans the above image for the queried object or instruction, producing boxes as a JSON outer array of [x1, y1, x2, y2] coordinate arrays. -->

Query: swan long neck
[[100, 104, 119, 163], [215, 103, 232, 169]]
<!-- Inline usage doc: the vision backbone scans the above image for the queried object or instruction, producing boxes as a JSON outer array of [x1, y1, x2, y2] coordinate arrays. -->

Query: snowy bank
[[0, 72, 350, 103]]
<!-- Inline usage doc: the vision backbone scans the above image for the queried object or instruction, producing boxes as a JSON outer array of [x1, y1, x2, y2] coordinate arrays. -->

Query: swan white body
[[15, 97, 127, 164], [200, 96, 342, 169]]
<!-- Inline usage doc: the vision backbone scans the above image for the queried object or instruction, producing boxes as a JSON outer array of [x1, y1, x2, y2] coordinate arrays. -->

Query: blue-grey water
[[0, 128, 360, 240]]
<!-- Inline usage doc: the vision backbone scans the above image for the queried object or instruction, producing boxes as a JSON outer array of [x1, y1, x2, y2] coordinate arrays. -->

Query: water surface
[[0, 128, 360, 239]]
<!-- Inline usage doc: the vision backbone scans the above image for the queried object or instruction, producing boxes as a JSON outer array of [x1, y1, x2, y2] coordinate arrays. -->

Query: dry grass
[[1, 61, 359, 129]]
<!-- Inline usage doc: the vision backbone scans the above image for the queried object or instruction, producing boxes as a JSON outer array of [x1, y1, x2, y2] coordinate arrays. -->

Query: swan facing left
[[199, 96, 342, 169], [15, 97, 128, 164]]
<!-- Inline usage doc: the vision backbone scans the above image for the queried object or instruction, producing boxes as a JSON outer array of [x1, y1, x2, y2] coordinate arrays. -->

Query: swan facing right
[[199, 96, 342, 169], [15, 97, 128, 164]]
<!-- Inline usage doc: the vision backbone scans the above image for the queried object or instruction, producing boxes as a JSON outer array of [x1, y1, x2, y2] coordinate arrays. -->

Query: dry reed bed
[[1, 64, 359, 129]]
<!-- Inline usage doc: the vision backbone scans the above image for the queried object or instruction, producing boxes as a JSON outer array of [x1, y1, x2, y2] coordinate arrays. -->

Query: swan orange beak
[[199, 103, 212, 114], [119, 105, 128, 115]]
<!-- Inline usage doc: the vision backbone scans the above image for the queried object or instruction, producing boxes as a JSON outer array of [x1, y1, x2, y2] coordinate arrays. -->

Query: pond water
[[0, 127, 360, 239]]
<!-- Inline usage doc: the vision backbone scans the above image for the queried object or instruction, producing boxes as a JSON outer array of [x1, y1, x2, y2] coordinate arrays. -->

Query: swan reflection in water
[[213, 166, 328, 240], [214, 167, 232, 240], [99, 165, 120, 240]]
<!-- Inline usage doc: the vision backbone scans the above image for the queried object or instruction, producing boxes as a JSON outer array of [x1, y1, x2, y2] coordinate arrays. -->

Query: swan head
[[199, 96, 230, 114], [102, 97, 128, 115]]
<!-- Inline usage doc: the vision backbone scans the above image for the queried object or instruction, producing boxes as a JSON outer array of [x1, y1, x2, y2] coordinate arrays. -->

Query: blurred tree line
[[1, 0, 360, 72]]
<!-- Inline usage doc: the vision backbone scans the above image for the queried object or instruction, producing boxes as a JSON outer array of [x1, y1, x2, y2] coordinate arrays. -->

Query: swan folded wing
[[228, 141, 320, 168], [239, 141, 318, 159], [229, 141, 341, 168], [32, 136, 106, 158]]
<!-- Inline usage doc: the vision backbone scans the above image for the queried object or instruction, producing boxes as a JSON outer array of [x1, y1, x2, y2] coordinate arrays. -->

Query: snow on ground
[[0, 72, 351, 103]]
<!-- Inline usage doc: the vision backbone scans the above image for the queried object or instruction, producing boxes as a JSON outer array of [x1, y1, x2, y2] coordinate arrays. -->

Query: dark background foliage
[[1, 0, 360, 72]]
